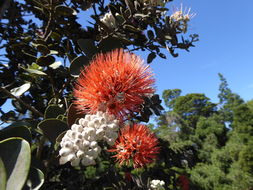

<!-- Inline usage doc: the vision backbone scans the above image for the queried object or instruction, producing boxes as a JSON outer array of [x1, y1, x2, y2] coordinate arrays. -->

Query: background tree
[[154, 75, 253, 190]]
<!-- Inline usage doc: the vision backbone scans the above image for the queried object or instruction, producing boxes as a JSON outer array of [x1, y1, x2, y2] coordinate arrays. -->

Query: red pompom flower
[[74, 49, 155, 120], [108, 124, 160, 168]]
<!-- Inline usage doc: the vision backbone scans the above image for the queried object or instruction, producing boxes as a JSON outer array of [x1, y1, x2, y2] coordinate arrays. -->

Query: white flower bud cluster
[[150, 179, 165, 190], [59, 112, 119, 166], [170, 4, 196, 33], [100, 12, 117, 30]]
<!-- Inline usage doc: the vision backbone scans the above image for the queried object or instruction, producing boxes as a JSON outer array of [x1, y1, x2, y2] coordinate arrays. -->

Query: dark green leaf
[[99, 37, 123, 53], [77, 39, 97, 57], [0, 158, 6, 190], [44, 105, 65, 119], [50, 32, 61, 41], [147, 30, 155, 40], [0, 126, 32, 144], [67, 103, 85, 127], [123, 24, 141, 32], [147, 52, 156, 63], [36, 44, 50, 55], [158, 53, 166, 59], [36, 55, 55, 66], [115, 14, 125, 25], [38, 119, 69, 143], [55, 5, 77, 16], [23, 167, 44, 190], [0, 138, 31, 190], [69, 56, 89, 77]]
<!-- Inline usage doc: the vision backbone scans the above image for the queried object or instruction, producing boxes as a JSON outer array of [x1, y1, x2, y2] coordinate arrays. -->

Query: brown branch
[[0, 86, 44, 117]]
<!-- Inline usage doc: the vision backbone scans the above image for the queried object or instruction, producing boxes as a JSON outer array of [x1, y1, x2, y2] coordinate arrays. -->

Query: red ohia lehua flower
[[178, 175, 190, 190], [73, 49, 155, 120], [108, 124, 160, 168]]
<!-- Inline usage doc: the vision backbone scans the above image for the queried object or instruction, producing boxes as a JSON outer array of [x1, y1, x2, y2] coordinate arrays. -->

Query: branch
[[0, 86, 44, 117]]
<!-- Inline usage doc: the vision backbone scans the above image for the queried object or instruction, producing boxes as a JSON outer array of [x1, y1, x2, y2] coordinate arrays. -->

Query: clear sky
[[1, 0, 253, 119], [148, 0, 253, 103]]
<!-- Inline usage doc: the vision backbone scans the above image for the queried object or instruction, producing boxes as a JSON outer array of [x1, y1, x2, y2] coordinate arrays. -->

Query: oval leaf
[[77, 39, 97, 57], [49, 61, 62, 69], [10, 83, 31, 97], [44, 105, 65, 119], [55, 5, 77, 16], [67, 103, 85, 127], [0, 158, 6, 190], [98, 37, 123, 53], [69, 56, 89, 77], [36, 55, 55, 66], [147, 52, 156, 63], [0, 138, 31, 190], [0, 126, 31, 144], [22, 167, 44, 190], [38, 119, 68, 143]]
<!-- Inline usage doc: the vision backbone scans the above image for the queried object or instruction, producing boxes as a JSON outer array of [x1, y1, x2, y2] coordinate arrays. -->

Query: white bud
[[100, 124, 107, 130], [81, 155, 96, 166], [88, 121, 95, 128], [93, 146, 101, 154], [74, 139, 82, 147], [107, 123, 119, 131], [71, 158, 80, 167], [79, 118, 89, 126], [67, 154, 76, 162], [85, 114, 91, 121], [59, 156, 69, 165], [90, 141, 98, 148], [95, 128, 104, 140], [76, 150, 85, 158], [106, 138, 116, 146], [71, 124, 79, 131], [59, 148, 73, 157], [63, 141, 73, 149], [105, 130, 118, 139]]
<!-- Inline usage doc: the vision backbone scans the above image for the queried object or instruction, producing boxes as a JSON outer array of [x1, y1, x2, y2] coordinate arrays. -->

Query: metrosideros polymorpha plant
[[0, 0, 197, 189]]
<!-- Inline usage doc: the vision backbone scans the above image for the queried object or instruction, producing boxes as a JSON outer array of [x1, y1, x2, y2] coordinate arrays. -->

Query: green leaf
[[99, 37, 123, 53], [10, 83, 31, 97], [0, 138, 31, 190], [123, 24, 141, 32], [25, 69, 47, 76], [36, 55, 55, 66], [67, 103, 85, 127], [0, 126, 31, 144], [49, 61, 62, 69], [158, 52, 166, 59], [36, 44, 50, 55], [147, 52, 156, 63], [55, 5, 77, 16], [147, 30, 155, 40], [115, 14, 125, 25], [50, 32, 61, 41], [56, 131, 67, 143], [69, 56, 89, 77], [0, 158, 6, 190], [22, 167, 44, 190], [77, 39, 97, 57], [38, 119, 68, 143], [44, 105, 65, 119]]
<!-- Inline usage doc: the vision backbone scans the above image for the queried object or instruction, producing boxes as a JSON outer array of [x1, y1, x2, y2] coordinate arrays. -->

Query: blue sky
[[1, 0, 253, 120], [148, 0, 253, 104]]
